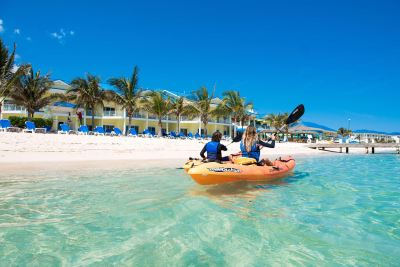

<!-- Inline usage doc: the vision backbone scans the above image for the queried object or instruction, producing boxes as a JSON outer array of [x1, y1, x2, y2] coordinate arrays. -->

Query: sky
[[1, 0, 400, 132]]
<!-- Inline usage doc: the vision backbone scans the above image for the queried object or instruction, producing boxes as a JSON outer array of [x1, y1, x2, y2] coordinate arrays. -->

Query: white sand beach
[[0, 132, 395, 172]]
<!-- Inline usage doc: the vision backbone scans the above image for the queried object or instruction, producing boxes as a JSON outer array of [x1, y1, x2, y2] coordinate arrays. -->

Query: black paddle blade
[[232, 132, 243, 143], [286, 104, 305, 125]]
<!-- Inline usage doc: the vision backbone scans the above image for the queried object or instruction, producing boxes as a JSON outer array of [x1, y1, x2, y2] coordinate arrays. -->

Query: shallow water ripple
[[0, 156, 399, 266]]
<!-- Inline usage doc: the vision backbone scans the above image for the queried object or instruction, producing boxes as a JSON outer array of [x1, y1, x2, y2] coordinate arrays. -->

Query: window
[[2, 100, 26, 112], [148, 127, 156, 134], [86, 108, 93, 116], [132, 111, 144, 118], [148, 114, 157, 120], [103, 125, 114, 133], [103, 107, 116, 116], [180, 128, 188, 135]]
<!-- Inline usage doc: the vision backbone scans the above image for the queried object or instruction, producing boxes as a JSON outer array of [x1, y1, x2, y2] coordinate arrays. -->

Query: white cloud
[[0, 19, 4, 33], [15, 54, 20, 60], [14, 28, 20, 34], [50, 28, 75, 43]]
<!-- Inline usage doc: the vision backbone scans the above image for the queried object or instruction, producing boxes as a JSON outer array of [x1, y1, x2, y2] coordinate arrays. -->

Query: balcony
[[103, 110, 117, 117], [3, 103, 26, 112]]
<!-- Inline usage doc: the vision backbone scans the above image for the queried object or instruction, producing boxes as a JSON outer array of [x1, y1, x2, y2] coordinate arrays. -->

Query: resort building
[[0, 80, 235, 136]]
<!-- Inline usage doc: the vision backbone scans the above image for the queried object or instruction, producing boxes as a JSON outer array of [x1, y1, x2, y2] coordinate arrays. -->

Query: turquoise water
[[0, 155, 399, 266]]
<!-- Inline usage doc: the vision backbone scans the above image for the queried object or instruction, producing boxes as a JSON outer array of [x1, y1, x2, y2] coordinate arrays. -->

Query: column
[[84, 109, 87, 125], [123, 108, 126, 135], [166, 115, 169, 133], [199, 118, 201, 134]]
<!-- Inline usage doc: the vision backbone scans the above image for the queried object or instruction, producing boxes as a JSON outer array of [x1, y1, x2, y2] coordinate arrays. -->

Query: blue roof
[[353, 129, 400, 135], [53, 101, 76, 108], [291, 121, 336, 132]]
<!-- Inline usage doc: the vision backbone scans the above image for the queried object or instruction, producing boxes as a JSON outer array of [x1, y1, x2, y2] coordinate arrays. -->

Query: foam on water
[[0, 155, 399, 266]]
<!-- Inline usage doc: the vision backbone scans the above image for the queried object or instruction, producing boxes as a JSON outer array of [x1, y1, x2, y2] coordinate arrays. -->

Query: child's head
[[212, 131, 222, 142]]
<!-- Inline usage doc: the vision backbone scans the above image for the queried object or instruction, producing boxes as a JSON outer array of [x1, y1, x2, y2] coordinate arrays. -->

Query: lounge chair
[[78, 125, 90, 135], [195, 133, 201, 140], [128, 128, 138, 137], [23, 121, 46, 133], [58, 124, 75, 134], [187, 132, 194, 139], [139, 129, 153, 138], [111, 127, 123, 136], [178, 132, 186, 139], [93, 126, 105, 136], [168, 131, 177, 139], [0, 119, 20, 132]]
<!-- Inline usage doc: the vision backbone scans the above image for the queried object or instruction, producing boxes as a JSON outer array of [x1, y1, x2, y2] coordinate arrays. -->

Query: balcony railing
[[103, 110, 116, 116], [3, 104, 26, 112]]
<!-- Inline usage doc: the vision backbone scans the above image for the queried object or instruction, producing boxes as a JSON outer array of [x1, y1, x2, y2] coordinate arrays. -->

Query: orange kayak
[[185, 156, 296, 185]]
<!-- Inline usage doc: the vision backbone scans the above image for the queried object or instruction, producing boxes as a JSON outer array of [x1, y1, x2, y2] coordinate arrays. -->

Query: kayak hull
[[186, 156, 295, 185]]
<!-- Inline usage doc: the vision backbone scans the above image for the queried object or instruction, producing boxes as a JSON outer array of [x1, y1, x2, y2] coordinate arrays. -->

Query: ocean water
[[0, 155, 399, 266]]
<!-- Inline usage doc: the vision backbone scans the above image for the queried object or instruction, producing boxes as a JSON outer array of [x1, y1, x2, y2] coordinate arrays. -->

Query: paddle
[[233, 104, 305, 141], [271, 103, 305, 135]]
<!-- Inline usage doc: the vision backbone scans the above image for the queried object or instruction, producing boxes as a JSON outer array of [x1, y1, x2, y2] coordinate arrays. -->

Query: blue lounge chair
[[187, 132, 194, 139], [178, 132, 186, 139], [23, 121, 46, 133], [128, 128, 138, 137], [58, 124, 75, 134], [93, 126, 105, 136], [168, 131, 177, 139], [140, 129, 152, 138], [195, 133, 201, 139], [78, 125, 90, 135], [112, 127, 123, 136], [0, 119, 19, 132]]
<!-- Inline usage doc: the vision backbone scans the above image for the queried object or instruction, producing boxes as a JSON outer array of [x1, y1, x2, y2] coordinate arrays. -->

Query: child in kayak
[[240, 126, 275, 166], [200, 131, 229, 162]]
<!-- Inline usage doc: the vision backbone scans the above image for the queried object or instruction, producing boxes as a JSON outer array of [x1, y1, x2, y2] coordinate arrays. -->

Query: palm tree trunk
[[233, 117, 237, 137], [203, 121, 207, 136], [127, 115, 132, 136], [158, 118, 162, 136], [91, 105, 95, 129], [177, 115, 180, 133]]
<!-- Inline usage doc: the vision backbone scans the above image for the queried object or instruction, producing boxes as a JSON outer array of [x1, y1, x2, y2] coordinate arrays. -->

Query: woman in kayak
[[200, 131, 229, 162], [240, 126, 275, 166]]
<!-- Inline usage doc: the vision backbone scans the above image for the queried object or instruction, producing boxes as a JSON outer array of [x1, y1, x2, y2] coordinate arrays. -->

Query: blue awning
[[53, 101, 76, 108]]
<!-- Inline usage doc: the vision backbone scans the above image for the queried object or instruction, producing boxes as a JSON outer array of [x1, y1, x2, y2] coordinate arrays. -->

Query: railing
[[103, 110, 116, 116], [133, 112, 145, 118], [3, 103, 26, 112]]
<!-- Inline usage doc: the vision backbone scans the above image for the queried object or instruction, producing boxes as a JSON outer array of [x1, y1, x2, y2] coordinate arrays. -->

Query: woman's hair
[[242, 126, 258, 152], [212, 131, 222, 142]]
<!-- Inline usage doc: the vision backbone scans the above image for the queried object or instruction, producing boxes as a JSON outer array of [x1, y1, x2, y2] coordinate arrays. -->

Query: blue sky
[[1, 0, 400, 132]]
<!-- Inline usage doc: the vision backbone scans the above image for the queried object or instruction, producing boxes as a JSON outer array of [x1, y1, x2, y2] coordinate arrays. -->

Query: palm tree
[[264, 113, 288, 131], [108, 66, 142, 135], [337, 127, 351, 137], [170, 96, 189, 133], [0, 40, 27, 117], [186, 86, 215, 136], [67, 74, 112, 128], [215, 90, 253, 137], [141, 91, 171, 136], [10, 68, 58, 119]]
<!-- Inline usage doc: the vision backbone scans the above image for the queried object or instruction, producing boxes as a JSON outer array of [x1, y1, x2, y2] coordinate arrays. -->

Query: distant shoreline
[[0, 132, 396, 174]]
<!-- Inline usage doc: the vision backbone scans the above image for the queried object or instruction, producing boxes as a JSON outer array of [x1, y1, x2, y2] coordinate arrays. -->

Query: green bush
[[8, 116, 53, 129]]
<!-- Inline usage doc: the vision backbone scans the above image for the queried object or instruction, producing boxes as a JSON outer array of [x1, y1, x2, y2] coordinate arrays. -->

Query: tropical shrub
[[8, 116, 53, 128]]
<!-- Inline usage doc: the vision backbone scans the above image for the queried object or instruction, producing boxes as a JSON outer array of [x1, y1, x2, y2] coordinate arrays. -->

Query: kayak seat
[[233, 157, 257, 165]]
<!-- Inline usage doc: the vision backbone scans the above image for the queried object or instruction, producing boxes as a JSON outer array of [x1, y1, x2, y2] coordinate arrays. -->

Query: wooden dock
[[307, 143, 400, 154]]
